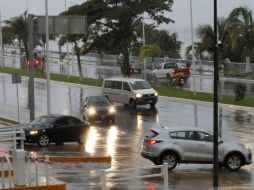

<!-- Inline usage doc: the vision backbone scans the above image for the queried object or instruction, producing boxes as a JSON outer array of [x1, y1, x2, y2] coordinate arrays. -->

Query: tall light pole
[[190, 0, 196, 95], [0, 8, 3, 68], [65, 0, 70, 78], [142, 13, 147, 79], [213, 0, 219, 187], [45, 0, 51, 114]]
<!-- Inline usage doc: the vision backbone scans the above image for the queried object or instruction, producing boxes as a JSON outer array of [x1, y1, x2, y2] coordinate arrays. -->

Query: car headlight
[[155, 92, 158, 96], [88, 107, 96, 115], [109, 106, 116, 113], [30, 130, 38, 135], [136, 94, 142, 98]]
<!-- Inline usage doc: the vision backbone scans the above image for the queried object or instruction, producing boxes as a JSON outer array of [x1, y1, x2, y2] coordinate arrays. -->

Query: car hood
[[14, 124, 43, 131], [133, 88, 157, 95]]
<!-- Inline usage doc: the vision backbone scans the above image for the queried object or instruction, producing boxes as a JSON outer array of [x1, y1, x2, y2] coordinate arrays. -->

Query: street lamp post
[[45, 0, 51, 114], [142, 13, 147, 80], [213, 0, 219, 188], [0, 9, 3, 68], [190, 0, 196, 96], [65, 0, 70, 78]]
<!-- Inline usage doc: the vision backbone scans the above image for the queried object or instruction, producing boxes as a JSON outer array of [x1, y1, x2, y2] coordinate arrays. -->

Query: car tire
[[38, 134, 50, 147], [160, 152, 178, 170], [77, 133, 86, 145], [129, 99, 137, 109], [225, 153, 242, 171]]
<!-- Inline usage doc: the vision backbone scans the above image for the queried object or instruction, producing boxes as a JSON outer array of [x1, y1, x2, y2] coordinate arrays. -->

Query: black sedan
[[82, 96, 116, 123], [16, 114, 89, 147]]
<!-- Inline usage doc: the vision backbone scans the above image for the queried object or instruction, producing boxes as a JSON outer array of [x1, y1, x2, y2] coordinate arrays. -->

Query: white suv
[[141, 127, 252, 171]]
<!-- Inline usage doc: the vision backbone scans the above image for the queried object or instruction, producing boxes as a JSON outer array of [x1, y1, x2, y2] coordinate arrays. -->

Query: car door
[[190, 131, 214, 161], [169, 131, 199, 161], [67, 117, 85, 141], [53, 117, 70, 142], [121, 82, 132, 104]]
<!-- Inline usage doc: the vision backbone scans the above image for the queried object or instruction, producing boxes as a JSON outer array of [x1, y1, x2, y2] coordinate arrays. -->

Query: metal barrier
[[100, 164, 169, 190], [0, 153, 13, 188], [27, 153, 52, 186], [0, 127, 52, 187]]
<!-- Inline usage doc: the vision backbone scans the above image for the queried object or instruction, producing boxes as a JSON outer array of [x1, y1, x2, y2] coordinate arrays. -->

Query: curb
[[0, 183, 66, 190], [38, 156, 111, 163]]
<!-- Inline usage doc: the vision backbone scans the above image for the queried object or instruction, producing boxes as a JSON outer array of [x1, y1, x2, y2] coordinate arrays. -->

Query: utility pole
[[45, 0, 51, 114], [142, 13, 147, 80], [213, 0, 219, 188], [190, 0, 196, 95], [65, 0, 70, 78], [0, 9, 3, 68], [28, 14, 35, 121]]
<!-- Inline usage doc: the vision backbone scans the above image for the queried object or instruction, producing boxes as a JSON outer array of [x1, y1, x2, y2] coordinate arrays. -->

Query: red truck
[[152, 62, 192, 80]]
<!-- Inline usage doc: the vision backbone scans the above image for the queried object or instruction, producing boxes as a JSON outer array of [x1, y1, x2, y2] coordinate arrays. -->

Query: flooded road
[[0, 73, 254, 189]]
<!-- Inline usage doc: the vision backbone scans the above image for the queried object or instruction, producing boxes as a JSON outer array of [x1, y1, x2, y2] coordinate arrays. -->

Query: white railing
[[27, 153, 52, 186], [100, 164, 168, 190], [0, 153, 13, 188], [0, 127, 52, 187]]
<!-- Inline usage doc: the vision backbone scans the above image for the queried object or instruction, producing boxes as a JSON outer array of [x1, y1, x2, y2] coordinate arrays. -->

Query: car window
[[200, 132, 213, 142], [130, 81, 151, 90], [88, 97, 110, 106], [68, 117, 83, 125], [31, 115, 57, 127], [145, 130, 158, 138], [123, 82, 131, 91], [170, 131, 186, 139], [55, 118, 69, 126]]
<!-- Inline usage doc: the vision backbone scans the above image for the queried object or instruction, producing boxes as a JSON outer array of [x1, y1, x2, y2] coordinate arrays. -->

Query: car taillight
[[189, 69, 192, 73], [146, 139, 162, 145], [35, 60, 39, 64], [172, 69, 176, 75]]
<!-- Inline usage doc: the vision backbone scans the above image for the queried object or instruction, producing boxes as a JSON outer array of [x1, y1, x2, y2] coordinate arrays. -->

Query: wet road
[[3, 55, 254, 98], [0, 73, 254, 189]]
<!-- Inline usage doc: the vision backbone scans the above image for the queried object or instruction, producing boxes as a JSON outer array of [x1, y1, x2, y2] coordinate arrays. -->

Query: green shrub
[[234, 83, 246, 101]]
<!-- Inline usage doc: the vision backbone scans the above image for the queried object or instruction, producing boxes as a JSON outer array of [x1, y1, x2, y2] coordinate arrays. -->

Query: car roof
[[104, 78, 146, 83], [150, 127, 208, 133]]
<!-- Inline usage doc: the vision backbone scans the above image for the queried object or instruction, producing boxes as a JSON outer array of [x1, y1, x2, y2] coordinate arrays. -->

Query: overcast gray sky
[[1, 0, 254, 55]]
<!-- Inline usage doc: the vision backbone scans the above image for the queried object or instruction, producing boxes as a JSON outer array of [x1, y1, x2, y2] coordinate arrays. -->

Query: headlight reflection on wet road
[[85, 127, 98, 155], [107, 126, 118, 156]]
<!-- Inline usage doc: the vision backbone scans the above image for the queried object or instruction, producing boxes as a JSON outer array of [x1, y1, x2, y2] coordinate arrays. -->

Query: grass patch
[[0, 66, 253, 108]]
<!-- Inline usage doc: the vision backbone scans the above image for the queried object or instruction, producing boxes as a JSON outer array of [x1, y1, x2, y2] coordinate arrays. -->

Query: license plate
[[101, 115, 106, 118]]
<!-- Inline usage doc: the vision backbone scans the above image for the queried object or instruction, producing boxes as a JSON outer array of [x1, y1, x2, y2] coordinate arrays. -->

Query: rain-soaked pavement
[[0, 72, 254, 189]]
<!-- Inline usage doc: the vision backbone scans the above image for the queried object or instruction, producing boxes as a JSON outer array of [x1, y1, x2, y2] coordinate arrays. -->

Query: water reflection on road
[[1, 73, 254, 189]]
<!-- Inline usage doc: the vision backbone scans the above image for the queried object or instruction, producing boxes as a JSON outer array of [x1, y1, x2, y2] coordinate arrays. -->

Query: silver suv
[[141, 127, 252, 171]]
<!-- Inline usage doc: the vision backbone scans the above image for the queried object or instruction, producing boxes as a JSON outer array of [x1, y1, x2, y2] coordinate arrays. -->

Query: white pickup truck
[[152, 62, 191, 79]]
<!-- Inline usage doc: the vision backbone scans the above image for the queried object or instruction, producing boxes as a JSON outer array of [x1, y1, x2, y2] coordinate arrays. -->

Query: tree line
[[1, 1, 254, 77]]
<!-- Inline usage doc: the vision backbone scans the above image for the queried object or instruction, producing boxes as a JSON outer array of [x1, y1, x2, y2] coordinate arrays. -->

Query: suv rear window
[[145, 130, 159, 138]]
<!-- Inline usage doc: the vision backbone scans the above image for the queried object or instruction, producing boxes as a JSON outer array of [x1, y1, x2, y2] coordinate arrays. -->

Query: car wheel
[[129, 99, 137, 108], [38, 134, 50, 147], [77, 133, 86, 145], [225, 153, 242, 171], [160, 152, 178, 170]]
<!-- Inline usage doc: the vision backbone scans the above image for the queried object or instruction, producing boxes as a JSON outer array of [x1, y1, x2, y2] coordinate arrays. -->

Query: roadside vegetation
[[1, 67, 254, 108]]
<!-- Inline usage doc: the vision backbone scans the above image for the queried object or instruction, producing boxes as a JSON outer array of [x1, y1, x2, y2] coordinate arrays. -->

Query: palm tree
[[4, 11, 29, 59], [140, 44, 161, 70], [227, 7, 254, 73], [196, 24, 214, 58]]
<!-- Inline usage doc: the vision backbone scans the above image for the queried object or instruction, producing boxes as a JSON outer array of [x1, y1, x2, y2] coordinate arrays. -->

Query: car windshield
[[130, 81, 151, 90], [30, 115, 57, 127], [89, 97, 110, 106]]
